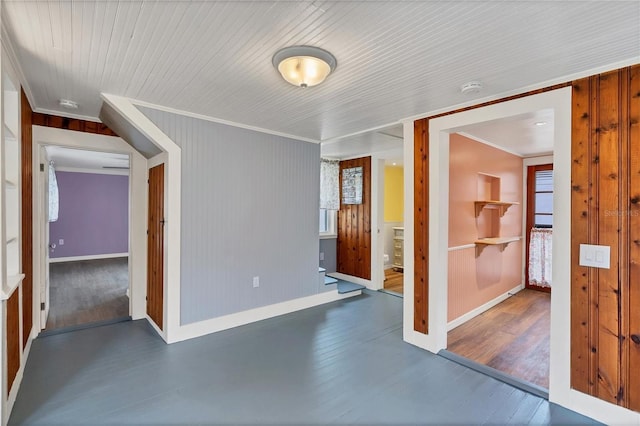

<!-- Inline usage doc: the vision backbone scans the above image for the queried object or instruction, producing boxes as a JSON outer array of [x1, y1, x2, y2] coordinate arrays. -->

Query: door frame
[[32, 126, 148, 331], [524, 161, 554, 292]]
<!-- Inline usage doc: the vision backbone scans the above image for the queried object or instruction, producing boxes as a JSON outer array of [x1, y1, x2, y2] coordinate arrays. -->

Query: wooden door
[[337, 157, 371, 280], [525, 164, 553, 292], [147, 164, 164, 330]]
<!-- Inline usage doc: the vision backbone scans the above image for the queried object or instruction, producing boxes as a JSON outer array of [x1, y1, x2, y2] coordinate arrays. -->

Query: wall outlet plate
[[579, 244, 610, 269], [252, 276, 259, 288]]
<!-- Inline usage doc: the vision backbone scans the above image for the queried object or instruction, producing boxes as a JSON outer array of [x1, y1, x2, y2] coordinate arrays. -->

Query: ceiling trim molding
[[1, 24, 37, 110], [321, 121, 402, 145], [130, 98, 321, 145], [34, 108, 103, 123], [456, 131, 524, 158], [401, 57, 640, 124], [54, 166, 130, 176]]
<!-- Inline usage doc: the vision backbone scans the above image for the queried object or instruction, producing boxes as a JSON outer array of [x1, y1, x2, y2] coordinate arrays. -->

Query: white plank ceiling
[[3, 1, 639, 141]]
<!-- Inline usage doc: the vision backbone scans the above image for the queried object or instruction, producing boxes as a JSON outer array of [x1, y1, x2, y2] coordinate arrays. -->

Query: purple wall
[[49, 171, 129, 259]]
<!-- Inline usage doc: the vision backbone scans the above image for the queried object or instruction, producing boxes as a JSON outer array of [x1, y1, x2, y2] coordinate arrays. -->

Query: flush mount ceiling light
[[59, 99, 78, 109], [460, 81, 483, 95], [534, 121, 547, 126], [272, 46, 337, 88]]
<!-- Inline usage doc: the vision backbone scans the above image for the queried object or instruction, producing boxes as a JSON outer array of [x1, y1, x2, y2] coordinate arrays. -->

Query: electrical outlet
[[59, 239, 64, 245], [319, 252, 324, 261], [253, 276, 260, 288]]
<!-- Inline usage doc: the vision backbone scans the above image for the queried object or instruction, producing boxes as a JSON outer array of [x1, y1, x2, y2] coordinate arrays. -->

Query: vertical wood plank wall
[[413, 120, 428, 333], [6, 291, 20, 395], [20, 90, 33, 348], [570, 65, 640, 411], [337, 157, 371, 280]]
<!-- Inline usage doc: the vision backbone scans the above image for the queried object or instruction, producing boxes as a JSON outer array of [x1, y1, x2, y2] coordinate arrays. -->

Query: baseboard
[[326, 272, 373, 289], [49, 252, 129, 263], [168, 290, 360, 344], [447, 284, 523, 331]]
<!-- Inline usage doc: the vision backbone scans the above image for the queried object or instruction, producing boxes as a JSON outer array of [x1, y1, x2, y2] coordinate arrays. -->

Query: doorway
[[382, 160, 404, 296], [42, 146, 131, 331], [526, 164, 553, 292], [32, 125, 148, 335], [438, 106, 558, 392]]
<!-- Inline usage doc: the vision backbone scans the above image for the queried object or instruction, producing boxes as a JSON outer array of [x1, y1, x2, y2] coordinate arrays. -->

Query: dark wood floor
[[10, 290, 596, 425], [46, 258, 129, 330], [448, 289, 551, 388], [384, 268, 403, 294]]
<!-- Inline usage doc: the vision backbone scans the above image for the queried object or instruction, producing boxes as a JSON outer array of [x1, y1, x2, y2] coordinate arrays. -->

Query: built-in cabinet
[[0, 53, 25, 421], [392, 227, 404, 270]]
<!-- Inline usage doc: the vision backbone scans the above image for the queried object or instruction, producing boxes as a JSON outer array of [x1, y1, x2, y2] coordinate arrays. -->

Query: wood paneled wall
[[6, 290, 20, 395], [32, 112, 118, 136], [20, 89, 33, 348], [414, 120, 428, 333], [337, 157, 371, 280], [570, 65, 640, 411]]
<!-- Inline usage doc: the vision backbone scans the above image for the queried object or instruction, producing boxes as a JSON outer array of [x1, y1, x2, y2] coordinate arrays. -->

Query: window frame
[[319, 208, 338, 239]]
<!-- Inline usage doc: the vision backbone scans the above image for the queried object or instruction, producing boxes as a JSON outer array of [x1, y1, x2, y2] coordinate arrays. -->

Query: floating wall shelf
[[474, 236, 521, 256], [474, 200, 519, 217]]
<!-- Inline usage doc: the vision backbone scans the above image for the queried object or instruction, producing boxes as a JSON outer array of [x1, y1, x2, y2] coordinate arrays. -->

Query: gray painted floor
[[10, 291, 598, 425], [47, 258, 129, 330]]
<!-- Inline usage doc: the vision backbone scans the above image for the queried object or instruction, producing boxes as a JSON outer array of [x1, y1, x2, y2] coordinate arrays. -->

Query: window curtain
[[528, 228, 552, 287], [48, 162, 59, 222], [320, 158, 339, 210]]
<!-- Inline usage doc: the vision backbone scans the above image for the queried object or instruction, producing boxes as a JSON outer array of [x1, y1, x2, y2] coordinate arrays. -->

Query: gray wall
[[319, 238, 337, 273], [138, 106, 320, 325]]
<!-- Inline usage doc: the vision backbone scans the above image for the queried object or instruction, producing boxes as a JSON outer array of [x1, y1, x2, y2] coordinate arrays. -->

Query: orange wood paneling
[[570, 74, 593, 394], [32, 112, 118, 136], [570, 64, 640, 411], [7, 290, 20, 395], [628, 65, 640, 410], [337, 157, 371, 280], [147, 164, 164, 330], [21, 90, 33, 348], [414, 119, 428, 333]]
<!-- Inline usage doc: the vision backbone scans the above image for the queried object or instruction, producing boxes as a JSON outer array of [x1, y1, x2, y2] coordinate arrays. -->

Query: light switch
[[579, 244, 610, 269]]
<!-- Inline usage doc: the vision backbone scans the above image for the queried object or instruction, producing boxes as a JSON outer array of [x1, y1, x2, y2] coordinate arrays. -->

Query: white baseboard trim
[[327, 272, 373, 289], [49, 252, 129, 263], [447, 284, 524, 331], [168, 290, 360, 344]]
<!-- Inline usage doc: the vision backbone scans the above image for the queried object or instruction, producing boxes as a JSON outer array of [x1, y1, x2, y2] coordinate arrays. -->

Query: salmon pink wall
[[448, 133, 523, 323]]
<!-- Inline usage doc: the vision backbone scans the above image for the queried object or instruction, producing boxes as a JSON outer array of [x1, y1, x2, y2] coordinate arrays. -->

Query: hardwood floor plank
[[46, 258, 129, 330], [384, 268, 404, 294], [448, 289, 551, 388]]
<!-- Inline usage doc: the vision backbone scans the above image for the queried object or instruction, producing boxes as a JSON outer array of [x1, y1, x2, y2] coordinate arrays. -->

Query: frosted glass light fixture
[[272, 46, 337, 88]]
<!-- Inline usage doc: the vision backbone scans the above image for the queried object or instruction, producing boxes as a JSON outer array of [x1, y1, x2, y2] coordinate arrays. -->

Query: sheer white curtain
[[48, 162, 59, 222], [528, 228, 552, 287], [320, 158, 339, 210]]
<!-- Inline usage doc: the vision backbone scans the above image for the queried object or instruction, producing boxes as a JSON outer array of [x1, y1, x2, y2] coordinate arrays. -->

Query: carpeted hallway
[[46, 257, 129, 330]]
